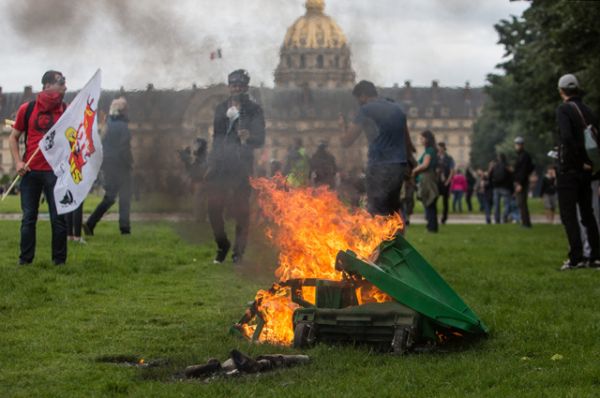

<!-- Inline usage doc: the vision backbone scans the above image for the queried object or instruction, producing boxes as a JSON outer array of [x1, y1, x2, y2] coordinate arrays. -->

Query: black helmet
[[228, 69, 250, 86]]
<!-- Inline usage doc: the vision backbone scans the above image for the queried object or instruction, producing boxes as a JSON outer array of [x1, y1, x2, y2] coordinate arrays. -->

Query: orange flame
[[251, 176, 403, 282], [242, 176, 403, 345]]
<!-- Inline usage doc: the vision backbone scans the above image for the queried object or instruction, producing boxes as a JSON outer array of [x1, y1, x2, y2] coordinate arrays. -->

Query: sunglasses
[[55, 75, 66, 86]]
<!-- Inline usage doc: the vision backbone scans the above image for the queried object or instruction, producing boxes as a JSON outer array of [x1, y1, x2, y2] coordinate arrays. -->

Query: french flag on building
[[210, 49, 222, 60]]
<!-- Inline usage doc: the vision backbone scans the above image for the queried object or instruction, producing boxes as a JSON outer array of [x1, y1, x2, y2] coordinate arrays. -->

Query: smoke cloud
[[1, 0, 529, 90], [3, 0, 301, 89]]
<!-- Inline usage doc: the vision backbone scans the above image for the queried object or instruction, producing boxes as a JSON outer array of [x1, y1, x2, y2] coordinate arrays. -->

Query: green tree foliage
[[471, 0, 600, 168]]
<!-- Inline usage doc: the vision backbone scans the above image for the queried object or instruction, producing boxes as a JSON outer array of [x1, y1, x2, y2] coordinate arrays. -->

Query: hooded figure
[[84, 97, 132, 236]]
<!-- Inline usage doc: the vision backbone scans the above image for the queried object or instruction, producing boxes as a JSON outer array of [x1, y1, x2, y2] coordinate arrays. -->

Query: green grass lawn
[[0, 193, 195, 214], [0, 192, 548, 216], [1, 221, 598, 397]]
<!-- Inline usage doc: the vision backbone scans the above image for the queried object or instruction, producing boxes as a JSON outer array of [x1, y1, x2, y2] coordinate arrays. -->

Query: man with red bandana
[[9, 70, 68, 266]]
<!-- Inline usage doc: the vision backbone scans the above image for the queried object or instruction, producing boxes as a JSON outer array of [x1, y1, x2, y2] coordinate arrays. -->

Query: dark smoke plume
[[6, 0, 219, 88]]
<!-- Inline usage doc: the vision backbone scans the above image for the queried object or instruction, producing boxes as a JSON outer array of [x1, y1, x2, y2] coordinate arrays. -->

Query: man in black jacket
[[555, 74, 600, 270], [437, 142, 455, 224], [489, 153, 512, 224], [84, 97, 133, 236], [206, 70, 265, 264], [513, 136, 534, 228]]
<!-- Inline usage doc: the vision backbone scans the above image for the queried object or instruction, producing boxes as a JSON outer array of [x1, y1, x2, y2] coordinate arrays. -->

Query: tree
[[471, 0, 600, 168]]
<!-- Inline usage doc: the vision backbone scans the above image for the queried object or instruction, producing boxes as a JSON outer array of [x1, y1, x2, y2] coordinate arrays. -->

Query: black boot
[[230, 349, 262, 373], [214, 239, 231, 264]]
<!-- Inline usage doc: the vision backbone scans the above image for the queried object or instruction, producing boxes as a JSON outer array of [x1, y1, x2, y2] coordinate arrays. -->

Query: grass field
[[0, 192, 548, 216], [1, 220, 598, 397], [0, 193, 195, 214]]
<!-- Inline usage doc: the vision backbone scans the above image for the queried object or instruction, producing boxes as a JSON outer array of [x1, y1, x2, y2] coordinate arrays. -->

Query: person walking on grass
[[540, 166, 557, 224], [489, 153, 512, 224], [8, 70, 68, 266], [554, 73, 600, 270], [412, 130, 439, 233], [206, 69, 265, 264], [83, 97, 132, 237], [513, 136, 535, 228], [436, 142, 455, 224], [66, 202, 85, 244], [450, 168, 467, 213]]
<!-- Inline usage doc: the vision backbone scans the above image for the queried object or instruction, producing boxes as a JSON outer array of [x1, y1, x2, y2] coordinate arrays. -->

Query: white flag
[[40, 69, 103, 215]]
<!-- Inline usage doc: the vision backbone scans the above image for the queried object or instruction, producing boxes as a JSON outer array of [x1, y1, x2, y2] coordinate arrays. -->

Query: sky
[[0, 0, 530, 92]]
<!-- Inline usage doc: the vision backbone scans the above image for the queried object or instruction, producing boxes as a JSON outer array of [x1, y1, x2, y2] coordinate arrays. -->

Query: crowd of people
[[6, 69, 599, 271]]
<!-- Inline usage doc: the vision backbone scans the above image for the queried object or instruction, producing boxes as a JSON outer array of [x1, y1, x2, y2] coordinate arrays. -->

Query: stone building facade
[[0, 0, 484, 189]]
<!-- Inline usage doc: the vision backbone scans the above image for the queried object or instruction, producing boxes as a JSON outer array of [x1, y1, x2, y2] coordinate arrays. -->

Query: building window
[[409, 107, 419, 117], [334, 55, 340, 68], [286, 55, 292, 68], [425, 107, 434, 117], [300, 54, 306, 69], [317, 54, 324, 68], [441, 107, 450, 117], [459, 135, 464, 146]]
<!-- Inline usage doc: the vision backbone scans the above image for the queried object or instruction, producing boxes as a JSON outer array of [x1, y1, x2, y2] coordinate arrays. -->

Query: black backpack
[[22, 100, 36, 159]]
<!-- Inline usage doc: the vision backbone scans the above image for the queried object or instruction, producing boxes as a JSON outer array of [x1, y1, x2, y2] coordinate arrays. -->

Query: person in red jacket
[[450, 168, 468, 213], [9, 70, 68, 266]]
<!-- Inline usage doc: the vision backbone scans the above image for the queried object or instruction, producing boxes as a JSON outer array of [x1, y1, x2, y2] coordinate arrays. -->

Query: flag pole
[[1, 146, 41, 201]]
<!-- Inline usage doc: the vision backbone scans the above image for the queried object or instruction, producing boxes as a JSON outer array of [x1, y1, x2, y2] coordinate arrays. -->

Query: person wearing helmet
[[206, 69, 265, 264]]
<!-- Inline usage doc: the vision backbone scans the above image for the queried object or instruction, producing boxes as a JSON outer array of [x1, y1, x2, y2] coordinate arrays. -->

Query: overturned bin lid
[[335, 234, 488, 335]]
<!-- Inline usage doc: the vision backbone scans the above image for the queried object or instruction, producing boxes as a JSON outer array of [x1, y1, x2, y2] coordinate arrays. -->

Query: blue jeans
[[452, 190, 464, 212], [19, 171, 67, 264], [477, 192, 492, 224], [493, 188, 511, 224]]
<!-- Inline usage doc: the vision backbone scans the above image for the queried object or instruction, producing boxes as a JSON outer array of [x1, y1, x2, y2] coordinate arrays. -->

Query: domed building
[[274, 0, 355, 88], [0, 0, 484, 193]]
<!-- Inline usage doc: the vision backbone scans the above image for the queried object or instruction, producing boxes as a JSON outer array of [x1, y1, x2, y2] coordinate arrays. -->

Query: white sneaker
[[587, 259, 600, 268], [560, 260, 586, 271]]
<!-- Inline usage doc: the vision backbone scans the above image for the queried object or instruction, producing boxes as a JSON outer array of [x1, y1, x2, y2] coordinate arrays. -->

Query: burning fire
[[241, 176, 403, 345]]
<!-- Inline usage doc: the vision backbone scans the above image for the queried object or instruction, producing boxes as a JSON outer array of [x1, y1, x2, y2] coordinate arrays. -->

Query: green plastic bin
[[335, 234, 488, 335]]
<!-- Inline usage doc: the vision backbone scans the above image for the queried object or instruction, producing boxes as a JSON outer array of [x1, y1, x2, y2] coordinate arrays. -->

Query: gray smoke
[[6, 0, 222, 88]]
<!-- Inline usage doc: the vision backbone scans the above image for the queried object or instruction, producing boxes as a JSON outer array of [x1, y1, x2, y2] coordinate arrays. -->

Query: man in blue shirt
[[340, 80, 409, 216]]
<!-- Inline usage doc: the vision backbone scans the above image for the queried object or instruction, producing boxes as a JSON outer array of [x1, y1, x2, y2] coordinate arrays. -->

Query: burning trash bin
[[232, 176, 487, 352]]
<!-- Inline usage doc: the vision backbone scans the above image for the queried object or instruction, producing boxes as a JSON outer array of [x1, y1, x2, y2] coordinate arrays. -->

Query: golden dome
[[283, 0, 347, 49]]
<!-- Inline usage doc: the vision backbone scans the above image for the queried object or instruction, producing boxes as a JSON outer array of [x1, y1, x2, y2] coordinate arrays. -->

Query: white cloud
[[0, 0, 528, 91]]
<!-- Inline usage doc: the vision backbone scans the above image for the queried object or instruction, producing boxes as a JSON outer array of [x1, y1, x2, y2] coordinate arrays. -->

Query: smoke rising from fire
[[5, 0, 228, 88], [3, 0, 529, 91]]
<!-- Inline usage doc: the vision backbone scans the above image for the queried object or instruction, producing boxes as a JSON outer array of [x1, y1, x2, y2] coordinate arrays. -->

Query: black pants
[[87, 166, 131, 232], [365, 163, 406, 216], [466, 188, 474, 212], [439, 184, 450, 223], [557, 171, 599, 264], [19, 171, 67, 264], [207, 176, 251, 257], [425, 197, 438, 232], [66, 202, 84, 237], [516, 183, 531, 227]]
